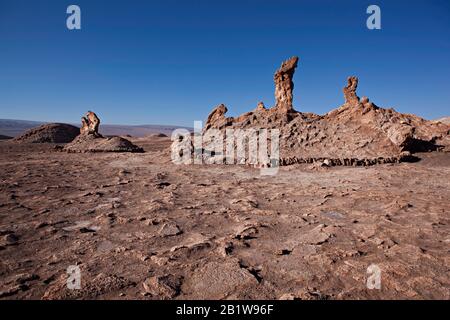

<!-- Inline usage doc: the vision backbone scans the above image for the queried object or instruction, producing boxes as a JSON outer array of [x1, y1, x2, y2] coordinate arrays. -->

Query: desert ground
[[0, 136, 449, 300]]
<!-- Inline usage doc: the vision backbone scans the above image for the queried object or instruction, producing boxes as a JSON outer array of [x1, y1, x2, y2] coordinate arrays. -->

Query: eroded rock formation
[[343, 76, 360, 105], [64, 111, 143, 153], [274, 56, 299, 112], [80, 111, 101, 136], [204, 104, 231, 131], [200, 57, 450, 167], [13, 123, 80, 143]]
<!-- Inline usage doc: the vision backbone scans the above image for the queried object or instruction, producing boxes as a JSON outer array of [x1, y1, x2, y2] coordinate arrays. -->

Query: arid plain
[[0, 136, 449, 299]]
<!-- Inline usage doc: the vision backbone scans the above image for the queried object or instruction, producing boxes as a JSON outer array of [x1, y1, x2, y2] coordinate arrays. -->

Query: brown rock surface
[[63, 112, 143, 153], [0, 136, 449, 299], [64, 134, 144, 153], [202, 57, 450, 166], [343, 76, 360, 105], [80, 111, 101, 136], [274, 56, 299, 112], [13, 123, 79, 143]]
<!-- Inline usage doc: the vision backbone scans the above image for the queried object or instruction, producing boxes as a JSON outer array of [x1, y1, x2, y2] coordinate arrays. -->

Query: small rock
[[35, 222, 49, 229], [321, 159, 331, 167], [4, 233, 19, 244], [279, 293, 296, 300], [159, 222, 182, 237], [142, 275, 182, 298], [298, 224, 330, 245], [15, 273, 39, 284], [235, 225, 258, 240], [150, 255, 169, 266]]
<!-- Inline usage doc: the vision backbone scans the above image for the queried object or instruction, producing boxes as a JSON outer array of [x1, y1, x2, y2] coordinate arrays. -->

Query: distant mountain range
[[0, 119, 192, 138]]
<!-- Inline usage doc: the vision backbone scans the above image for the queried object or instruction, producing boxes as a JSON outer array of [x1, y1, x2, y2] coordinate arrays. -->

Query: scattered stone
[[142, 275, 182, 298], [298, 224, 331, 245], [15, 273, 39, 284], [159, 222, 182, 237], [234, 225, 258, 240], [62, 221, 92, 232], [4, 233, 19, 244], [35, 222, 49, 229], [150, 255, 169, 266], [170, 233, 211, 253], [279, 293, 296, 300], [184, 261, 259, 299], [64, 111, 144, 153]]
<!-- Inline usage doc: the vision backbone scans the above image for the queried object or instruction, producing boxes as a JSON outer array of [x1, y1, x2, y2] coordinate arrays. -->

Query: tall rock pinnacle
[[274, 56, 299, 112], [80, 111, 101, 136], [343, 76, 360, 106]]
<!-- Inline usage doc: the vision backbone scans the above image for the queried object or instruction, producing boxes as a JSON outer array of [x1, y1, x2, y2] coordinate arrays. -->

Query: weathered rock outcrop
[[204, 104, 232, 131], [13, 123, 79, 143], [201, 57, 450, 166], [80, 111, 101, 136], [274, 56, 299, 112], [64, 112, 143, 153], [343, 76, 360, 106]]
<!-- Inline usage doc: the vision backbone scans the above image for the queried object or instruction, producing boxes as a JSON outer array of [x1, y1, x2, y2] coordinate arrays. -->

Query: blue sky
[[0, 0, 449, 126]]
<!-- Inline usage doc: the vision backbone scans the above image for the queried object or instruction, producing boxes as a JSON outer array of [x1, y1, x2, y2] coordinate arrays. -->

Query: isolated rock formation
[[13, 123, 79, 143], [343, 76, 360, 105], [80, 111, 100, 136], [204, 104, 231, 131], [64, 112, 143, 153], [274, 56, 299, 112], [201, 57, 450, 166]]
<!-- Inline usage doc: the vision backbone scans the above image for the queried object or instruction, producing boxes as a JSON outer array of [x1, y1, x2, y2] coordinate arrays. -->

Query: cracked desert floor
[[0, 136, 449, 300]]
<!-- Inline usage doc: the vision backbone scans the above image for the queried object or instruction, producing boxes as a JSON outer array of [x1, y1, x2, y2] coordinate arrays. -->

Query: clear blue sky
[[0, 0, 449, 126]]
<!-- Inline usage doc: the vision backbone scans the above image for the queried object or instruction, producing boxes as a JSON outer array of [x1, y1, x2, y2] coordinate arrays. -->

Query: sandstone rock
[[13, 123, 79, 143], [343, 76, 360, 106], [297, 224, 330, 245], [42, 273, 132, 300], [169, 233, 211, 253], [274, 56, 299, 112], [234, 224, 259, 240], [64, 112, 143, 153], [4, 233, 19, 244], [255, 102, 266, 111], [200, 57, 450, 166], [183, 260, 259, 299], [80, 111, 100, 136], [142, 275, 182, 298], [204, 104, 232, 130], [159, 222, 182, 237]]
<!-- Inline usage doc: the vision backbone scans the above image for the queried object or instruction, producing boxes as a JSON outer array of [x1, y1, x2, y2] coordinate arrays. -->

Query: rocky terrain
[[204, 57, 450, 166], [0, 136, 449, 299], [0, 119, 190, 138], [435, 117, 450, 125], [62, 112, 144, 153], [1, 57, 449, 300], [13, 123, 80, 144]]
